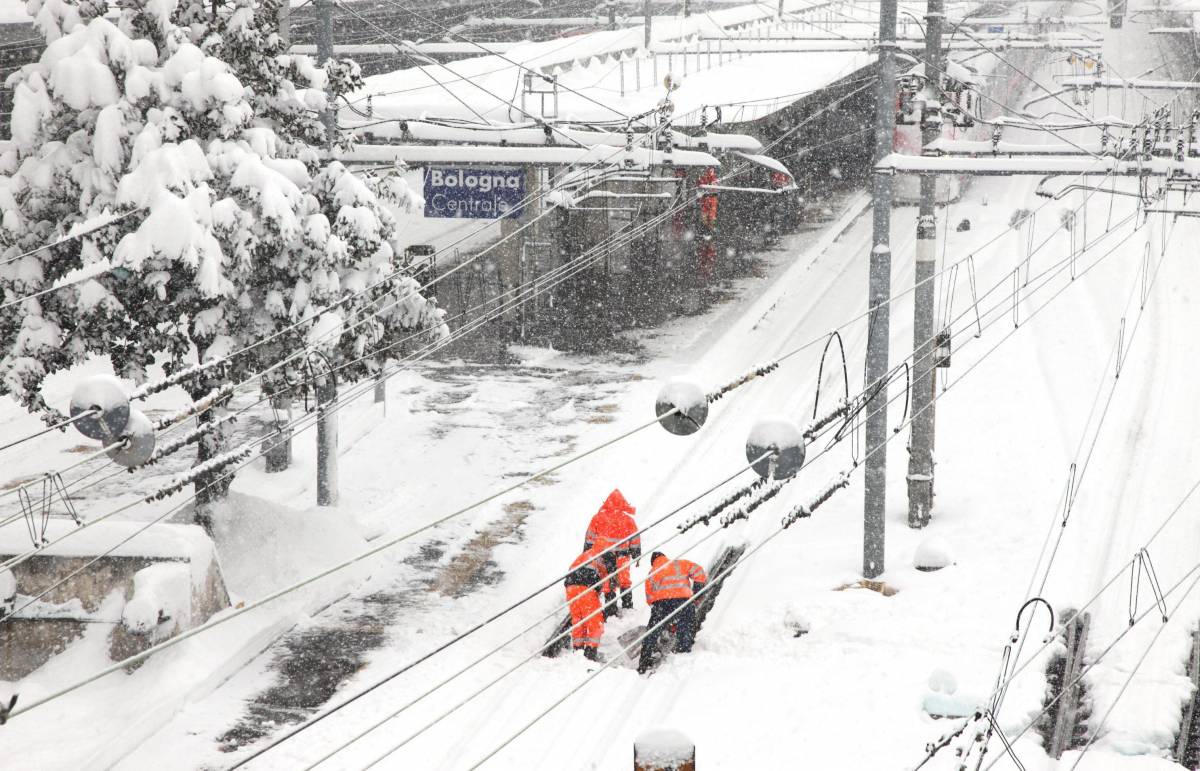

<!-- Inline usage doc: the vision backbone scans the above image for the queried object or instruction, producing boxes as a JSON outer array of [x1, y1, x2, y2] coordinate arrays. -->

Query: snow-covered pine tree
[[0, 0, 446, 527]]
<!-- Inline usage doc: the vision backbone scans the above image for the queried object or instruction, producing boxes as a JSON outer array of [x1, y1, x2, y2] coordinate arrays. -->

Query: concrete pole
[[373, 368, 386, 412], [863, 0, 898, 579], [907, 0, 943, 529], [278, 0, 290, 46], [645, 0, 652, 48], [608, 0, 617, 30], [316, 369, 338, 506], [683, 0, 690, 18], [315, 0, 336, 147]]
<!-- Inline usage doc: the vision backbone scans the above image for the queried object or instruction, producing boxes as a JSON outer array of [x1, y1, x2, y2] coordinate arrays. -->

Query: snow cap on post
[[70, 374, 131, 441], [106, 409, 155, 468], [655, 379, 708, 436], [913, 537, 953, 572], [745, 418, 804, 480], [634, 728, 695, 771]]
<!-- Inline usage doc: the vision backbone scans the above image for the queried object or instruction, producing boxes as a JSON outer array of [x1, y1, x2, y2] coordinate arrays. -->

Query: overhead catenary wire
[[299, 178, 1158, 770], [233, 364, 873, 767], [990, 212, 1178, 720], [420, 217, 1165, 770], [229, 452, 775, 769], [0, 112, 1142, 582], [2, 147, 1112, 719], [2, 54, 1161, 739], [0, 128, 1140, 605]]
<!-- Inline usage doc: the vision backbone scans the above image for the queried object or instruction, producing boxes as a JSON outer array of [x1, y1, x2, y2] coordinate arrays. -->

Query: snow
[[0, 568, 15, 604], [5, 2, 1200, 769], [122, 562, 192, 636], [634, 727, 695, 764], [307, 311, 345, 351], [107, 408, 156, 468], [745, 417, 803, 452], [913, 537, 954, 571], [656, 378, 706, 414]]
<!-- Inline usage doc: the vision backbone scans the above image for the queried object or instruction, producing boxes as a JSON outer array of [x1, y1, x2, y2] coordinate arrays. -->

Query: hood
[[598, 488, 636, 518]]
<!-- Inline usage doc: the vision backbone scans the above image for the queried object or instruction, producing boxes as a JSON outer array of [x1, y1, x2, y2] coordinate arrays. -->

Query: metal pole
[[683, 0, 690, 18], [608, 0, 617, 31], [907, 0, 943, 529], [315, 0, 336, 147], [863, 0, 898, 579], [317, 367, 338, 507], [264, 392, 293, 472], [645, 0, 652, 48]]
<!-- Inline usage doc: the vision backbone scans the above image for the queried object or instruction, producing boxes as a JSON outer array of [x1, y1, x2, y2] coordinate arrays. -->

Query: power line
[[287, 175, 1159, 769]]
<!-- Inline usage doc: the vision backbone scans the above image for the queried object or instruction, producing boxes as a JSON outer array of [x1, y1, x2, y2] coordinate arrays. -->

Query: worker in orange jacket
[[638, 551, 708, 673], [564, 546, 610, 661], [583, 489, 641, 616]]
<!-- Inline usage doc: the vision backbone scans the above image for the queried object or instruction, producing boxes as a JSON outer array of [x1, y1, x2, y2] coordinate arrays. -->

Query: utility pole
[[315, 0, 336, 146], [907, 0, 943, 529], [683, 0, 690, 18], [278, 0, 290, 46], [316, 363, 338, 506], [644, 0, 652, 47], [607, 0, 617, 30], [863, 0, 898, 579]]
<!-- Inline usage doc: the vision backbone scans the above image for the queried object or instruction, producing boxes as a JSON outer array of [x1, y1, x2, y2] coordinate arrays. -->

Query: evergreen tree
[[0, 0, 445, 525]]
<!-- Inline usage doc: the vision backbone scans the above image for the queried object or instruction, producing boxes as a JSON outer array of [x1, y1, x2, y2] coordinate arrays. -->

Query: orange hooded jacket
[[584, 489, 641, 557]]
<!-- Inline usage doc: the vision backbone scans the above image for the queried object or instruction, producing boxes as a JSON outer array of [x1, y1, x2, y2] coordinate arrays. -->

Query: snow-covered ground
[[4, 1, 1200, 770]]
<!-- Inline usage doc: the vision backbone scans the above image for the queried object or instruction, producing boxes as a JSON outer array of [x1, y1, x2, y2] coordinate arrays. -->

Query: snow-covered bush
[[0, 0, 446, 521]]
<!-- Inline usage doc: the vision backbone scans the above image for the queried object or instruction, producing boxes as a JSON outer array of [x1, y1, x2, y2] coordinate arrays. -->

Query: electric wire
[[301, 171, 1155, 770]]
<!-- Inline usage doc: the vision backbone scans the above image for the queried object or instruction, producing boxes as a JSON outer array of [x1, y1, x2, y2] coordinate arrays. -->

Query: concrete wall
[[0, 531, 230, 681]]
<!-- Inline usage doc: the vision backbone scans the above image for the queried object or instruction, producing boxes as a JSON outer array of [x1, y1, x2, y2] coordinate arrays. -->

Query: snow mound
[[914, 537, 954, 571], [122, 562, 191, 636], [207, 491, 370, 601]]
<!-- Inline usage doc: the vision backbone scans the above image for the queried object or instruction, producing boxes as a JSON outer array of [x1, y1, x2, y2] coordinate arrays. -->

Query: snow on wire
[[144, 443, 254, 502]]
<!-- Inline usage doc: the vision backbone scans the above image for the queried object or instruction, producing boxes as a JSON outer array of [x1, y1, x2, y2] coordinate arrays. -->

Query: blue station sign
[[423, 166, 525, 219]]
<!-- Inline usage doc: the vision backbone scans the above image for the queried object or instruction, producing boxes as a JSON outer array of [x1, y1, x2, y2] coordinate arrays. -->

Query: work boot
[[604, 592, 619, 618], [583, 647, 599, 662], [621, 593, 633, 610]]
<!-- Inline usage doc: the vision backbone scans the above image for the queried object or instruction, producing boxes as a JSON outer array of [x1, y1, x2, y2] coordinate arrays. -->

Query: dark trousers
[[638, 598, 696, 670]]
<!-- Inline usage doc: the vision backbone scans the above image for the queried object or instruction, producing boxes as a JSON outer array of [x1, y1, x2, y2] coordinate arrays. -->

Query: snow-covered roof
[[344, 0, 899, 127]]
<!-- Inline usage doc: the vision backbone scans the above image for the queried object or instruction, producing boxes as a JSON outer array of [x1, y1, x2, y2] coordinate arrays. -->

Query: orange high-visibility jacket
[[645, 555, 708, 604], [584, 489, 641, 557], [566, 546, 610, 594]]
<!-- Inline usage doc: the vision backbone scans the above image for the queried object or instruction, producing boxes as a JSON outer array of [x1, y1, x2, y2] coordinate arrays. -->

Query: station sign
[[986, 24, 1004, 33], [423, 166, 525, 219]]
